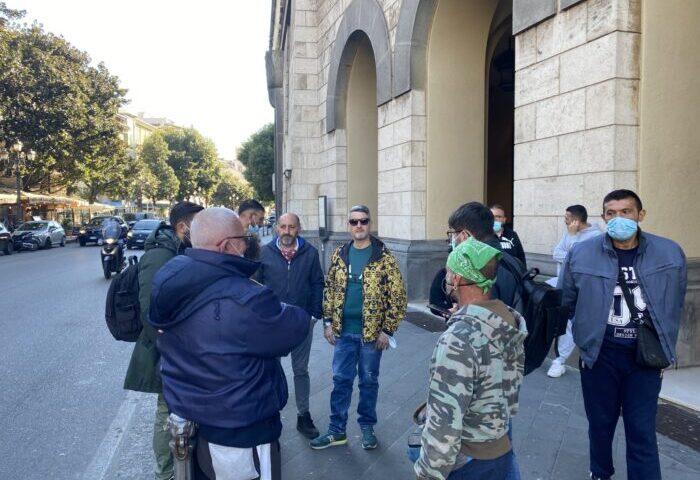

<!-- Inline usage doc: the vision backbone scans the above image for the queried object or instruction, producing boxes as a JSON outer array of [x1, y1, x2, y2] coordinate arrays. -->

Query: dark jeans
[[407, 448, 512, 480], [408, 419, 518, 480], [328, 333, 382, 434], [580, 344, 663, 480]]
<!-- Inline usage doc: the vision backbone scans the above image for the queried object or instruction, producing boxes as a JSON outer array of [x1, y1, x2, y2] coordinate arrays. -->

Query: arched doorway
[[345, 33, 379, 228], [486, 11, 515, 217], [424, 0, 513, 238]]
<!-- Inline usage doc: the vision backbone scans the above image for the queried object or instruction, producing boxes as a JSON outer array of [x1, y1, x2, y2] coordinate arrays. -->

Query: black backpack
[[500, 255, 569, 375], [105, 256, 142, 342]]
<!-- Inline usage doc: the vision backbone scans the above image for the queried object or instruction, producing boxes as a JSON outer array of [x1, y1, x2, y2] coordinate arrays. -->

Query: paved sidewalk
[[277, 319, 700, 480], [105, 315, 700, 479]]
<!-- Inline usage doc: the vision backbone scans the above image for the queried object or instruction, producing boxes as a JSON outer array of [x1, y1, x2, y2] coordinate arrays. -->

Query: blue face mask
[[450, 235, 457, 251], [493, 221, 503, 233], [607, 217, 638, 241]]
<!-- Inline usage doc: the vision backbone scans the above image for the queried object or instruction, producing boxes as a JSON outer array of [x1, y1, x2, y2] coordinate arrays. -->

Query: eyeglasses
[[348, 218, 370, 226], [441, 280, 473, 296], [446, 229, 463, 240]]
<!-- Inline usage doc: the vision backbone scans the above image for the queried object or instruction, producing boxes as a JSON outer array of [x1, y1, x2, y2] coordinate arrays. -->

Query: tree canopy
[[0, 9, 129, 201], [211, 170, 254, 210], [238, 123, 274, 202], [140, 128, 221, 203]]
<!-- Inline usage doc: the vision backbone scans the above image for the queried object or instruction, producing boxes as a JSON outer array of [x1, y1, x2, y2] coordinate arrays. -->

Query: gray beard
[[280, 235, 295, 247]]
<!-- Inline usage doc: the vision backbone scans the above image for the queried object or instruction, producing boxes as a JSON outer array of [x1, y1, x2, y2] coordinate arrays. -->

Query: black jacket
[[428, 238, 522, 316], [258, 236, 324, 319], [495, 227, 526, 267]]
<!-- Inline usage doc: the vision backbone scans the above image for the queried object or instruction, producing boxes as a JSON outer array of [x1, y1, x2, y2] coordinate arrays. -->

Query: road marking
[[82, 391, 141, 480]]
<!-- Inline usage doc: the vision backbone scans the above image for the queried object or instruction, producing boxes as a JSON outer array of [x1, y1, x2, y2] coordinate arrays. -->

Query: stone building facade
[[266, 0, 700, 366]]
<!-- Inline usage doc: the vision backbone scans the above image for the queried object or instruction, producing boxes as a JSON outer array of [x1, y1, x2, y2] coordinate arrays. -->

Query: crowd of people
[[121, 188, 687, 480]]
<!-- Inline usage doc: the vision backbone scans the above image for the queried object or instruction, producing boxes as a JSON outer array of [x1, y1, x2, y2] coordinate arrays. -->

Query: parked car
[[123, 211, 158, 228], [266, 213, 276, 227], [11, 220, 66, 250], [78, 216, 127, 246], [126, 219, 162, 249], [0, 222, 13, 255]]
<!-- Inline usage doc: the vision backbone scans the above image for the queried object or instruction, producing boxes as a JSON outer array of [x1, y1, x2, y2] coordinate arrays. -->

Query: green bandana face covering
[[446, 237, 502, 293]]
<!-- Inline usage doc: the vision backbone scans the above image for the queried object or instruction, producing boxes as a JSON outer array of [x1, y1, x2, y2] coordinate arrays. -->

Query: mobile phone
[[427, 303, 452, 317]]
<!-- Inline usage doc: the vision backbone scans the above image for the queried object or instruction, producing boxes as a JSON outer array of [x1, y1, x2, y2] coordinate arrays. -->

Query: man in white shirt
[[547, 205, 602, 378]]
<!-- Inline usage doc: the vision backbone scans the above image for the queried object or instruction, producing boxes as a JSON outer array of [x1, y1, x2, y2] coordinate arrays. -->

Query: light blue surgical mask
[[450, 235, 457, 250], [493, 221, 503, 233], [607, 217, 638, 241]]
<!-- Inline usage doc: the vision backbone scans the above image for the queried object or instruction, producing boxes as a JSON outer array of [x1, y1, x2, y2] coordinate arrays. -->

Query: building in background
[[266, 0, 699, 366]]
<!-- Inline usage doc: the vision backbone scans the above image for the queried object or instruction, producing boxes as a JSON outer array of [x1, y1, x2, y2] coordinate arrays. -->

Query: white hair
[[190, 207, 242, 250]]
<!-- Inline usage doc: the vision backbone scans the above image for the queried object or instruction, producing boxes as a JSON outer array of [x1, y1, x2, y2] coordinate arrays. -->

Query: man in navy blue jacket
[[258, 212, 324, 439], [150, 207, 310, 480], [560, 190, 687, 480]]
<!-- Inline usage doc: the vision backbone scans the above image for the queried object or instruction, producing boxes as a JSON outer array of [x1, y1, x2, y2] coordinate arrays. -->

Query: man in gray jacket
[[560, 189, 687, 480]]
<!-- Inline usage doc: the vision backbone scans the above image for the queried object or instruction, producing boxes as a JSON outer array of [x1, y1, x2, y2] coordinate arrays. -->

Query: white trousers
[[208, 443, 272, 480]]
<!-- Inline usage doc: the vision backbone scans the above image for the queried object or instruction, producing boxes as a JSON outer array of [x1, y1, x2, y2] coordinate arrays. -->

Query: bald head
[[278, 213, 300, 227], [191, 207, 243, 251]]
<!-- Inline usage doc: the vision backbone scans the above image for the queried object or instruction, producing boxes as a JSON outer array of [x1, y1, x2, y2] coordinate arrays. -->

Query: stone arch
[[392, 0, 437, 97], [325, 0, 392, 133]]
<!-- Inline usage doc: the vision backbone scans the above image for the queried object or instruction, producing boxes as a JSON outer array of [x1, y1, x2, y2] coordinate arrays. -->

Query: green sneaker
[[309, 432, 348, 450], [361, 427, 378, 450]]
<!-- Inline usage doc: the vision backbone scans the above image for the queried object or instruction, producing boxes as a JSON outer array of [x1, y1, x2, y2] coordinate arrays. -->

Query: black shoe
[[590, 474, 611, 480], [297, 412, 320, 439]]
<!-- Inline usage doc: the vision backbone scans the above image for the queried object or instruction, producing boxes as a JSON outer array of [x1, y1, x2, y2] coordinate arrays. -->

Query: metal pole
[[15, 151, 22, 226]]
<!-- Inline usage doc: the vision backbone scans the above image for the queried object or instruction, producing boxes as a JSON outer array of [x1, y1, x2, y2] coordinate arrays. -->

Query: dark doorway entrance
[[486, 29, 515, 219]]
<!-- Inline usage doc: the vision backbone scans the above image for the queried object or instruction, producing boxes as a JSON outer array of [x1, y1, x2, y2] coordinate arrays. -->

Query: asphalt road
[[0, 242, 150, 480]]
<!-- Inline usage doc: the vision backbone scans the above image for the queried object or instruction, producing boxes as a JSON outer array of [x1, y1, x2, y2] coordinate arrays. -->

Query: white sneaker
[[547, 359, 566, 378]]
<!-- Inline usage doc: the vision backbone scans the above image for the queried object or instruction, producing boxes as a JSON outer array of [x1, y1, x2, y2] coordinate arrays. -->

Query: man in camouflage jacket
[[414, 238, 527, 480]]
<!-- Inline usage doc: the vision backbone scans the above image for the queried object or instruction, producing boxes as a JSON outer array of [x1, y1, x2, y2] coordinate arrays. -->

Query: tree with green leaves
[[0, 10, 128, 201], [211, 170, 254, 210], [238, 123, 274, 202], [139, 134, 180, 205], [0, 2, 23, 27], [155, 127, 221, 202]]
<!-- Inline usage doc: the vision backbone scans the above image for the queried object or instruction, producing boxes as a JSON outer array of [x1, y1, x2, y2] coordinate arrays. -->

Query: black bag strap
[[617, 269, 643, 325]]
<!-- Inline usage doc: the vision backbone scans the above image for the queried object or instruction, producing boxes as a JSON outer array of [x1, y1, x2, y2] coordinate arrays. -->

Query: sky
[[9, 0, 274, 159]]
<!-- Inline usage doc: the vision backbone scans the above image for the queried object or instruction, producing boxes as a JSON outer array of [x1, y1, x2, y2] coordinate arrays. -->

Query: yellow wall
[[426, 0, 498, 238], [640, 0, 700, 257], [346, 36, 379, 225]]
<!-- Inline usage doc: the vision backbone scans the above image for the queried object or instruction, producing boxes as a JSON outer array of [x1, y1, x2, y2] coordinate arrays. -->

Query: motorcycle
[[101, 222, 125, 280]]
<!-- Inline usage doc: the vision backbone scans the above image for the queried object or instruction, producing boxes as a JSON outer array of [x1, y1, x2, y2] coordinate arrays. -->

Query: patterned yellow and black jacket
[[323, 236, 407, 342]]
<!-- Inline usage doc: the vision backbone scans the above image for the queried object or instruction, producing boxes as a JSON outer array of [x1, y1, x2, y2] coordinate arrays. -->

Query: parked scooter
[[101, 220, 125, 280]]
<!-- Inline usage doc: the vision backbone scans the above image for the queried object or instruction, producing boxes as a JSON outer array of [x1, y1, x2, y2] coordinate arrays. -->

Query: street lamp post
[[11, 141, 23, 226]]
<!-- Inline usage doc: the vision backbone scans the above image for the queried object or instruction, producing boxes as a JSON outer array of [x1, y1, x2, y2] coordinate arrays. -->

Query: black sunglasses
[[348, 218, 370, 226]]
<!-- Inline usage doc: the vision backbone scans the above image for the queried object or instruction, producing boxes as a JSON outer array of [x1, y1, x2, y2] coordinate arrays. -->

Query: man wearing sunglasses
[[149, 207, 310, 480], [310, 205, 407, 451]]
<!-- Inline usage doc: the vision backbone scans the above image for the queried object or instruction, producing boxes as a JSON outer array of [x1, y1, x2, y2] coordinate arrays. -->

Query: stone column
[[513, 0, 641, 272]]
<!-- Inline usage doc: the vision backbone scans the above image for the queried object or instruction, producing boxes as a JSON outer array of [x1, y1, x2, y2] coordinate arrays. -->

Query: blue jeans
[[580, 344, 662, 480], [407, 447, 512, 479], [408, 419, 520, 480], [328, 333, 382, 434], [505, 419, 521, 480]]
